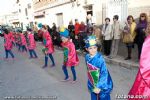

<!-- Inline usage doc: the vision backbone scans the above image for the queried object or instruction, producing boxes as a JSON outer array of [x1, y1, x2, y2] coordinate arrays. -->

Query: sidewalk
[[77, 50, 139, 69]]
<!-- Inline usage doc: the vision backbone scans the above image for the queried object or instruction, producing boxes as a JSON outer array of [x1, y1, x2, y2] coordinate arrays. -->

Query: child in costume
[[85, 36, 113, 100], [42, 25, 55, 68], [59, 27, 79, 83], [16, 29, 22, 51], [3, 28, 15, 59], [128, 34, 150, 100], [27, 28, 38, 58], [20, 31, 27, 52]]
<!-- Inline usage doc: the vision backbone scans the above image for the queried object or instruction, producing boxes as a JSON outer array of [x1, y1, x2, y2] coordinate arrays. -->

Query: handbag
[[122, 32, 134, 43]]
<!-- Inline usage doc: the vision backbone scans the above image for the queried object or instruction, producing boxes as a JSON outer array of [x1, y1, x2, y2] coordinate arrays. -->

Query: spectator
[[68, 20, 75, 40], [102, 18, 112, 56], [74, 19, 80, 50], [134, 13, 148, 59], [108, 15, 123, 59], [52, 23, 57, 35], [79, 21, 87, 51], [122, 15, 136, 60]]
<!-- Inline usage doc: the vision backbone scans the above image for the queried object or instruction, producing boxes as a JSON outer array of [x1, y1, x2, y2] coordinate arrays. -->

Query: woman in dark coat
[[135, 13, 148, 59]]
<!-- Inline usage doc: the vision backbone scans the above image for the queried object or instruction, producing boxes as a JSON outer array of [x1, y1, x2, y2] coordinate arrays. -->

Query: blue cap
[[59, 27, 69, 38], [38, 23, 42, 28], [85, 35, 97, 48]]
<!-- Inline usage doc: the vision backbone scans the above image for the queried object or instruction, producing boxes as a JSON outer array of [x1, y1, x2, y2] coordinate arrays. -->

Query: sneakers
[[61, 77, 71, 82], [42, 65, 47, 68], [50, 64, 55, 67], [70, 80, 77, 84], [61, 77, 77, 84]]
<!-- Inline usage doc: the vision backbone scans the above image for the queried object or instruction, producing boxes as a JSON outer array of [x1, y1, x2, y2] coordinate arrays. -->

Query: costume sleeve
[[140, 36, 150, 88], [96, 56, 113, 93]]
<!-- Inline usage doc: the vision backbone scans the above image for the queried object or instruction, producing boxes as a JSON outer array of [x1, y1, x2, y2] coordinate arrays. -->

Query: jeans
[[29, 49, 37, 58], [5, 49, 14, 58], [22, 45, 27, 52], [18, 44, 22, 51], [62, 65, 76, 81], [44, 54, 55, 66]]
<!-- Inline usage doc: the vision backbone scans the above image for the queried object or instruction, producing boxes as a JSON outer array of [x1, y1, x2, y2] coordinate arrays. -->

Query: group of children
[[2, 28, 38, 60], [2, 25, 113, 99], [1, 25, 114, 100]]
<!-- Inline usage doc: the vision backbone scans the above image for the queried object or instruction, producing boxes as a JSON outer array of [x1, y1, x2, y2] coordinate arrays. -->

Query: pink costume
[[9, 32, 15, 43], [61, 40, 79, 67], [4, 34, 13, 50], [28, 33, 36, 50], [128, 35, 150, 100], [43, 31, 54, 54], [20, 33, 27, 46]]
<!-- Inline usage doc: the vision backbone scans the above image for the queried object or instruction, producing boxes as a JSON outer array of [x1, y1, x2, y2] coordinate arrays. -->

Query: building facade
[[32, 0, 150, 27]]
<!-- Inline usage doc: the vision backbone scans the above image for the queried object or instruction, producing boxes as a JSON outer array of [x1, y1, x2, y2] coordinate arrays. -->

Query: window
[[28, 3, 31, 9], [19, 9, 21, 13]]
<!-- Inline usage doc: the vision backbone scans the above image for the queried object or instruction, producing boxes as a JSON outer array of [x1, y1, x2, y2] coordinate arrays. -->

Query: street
[[0, 37, 138, 100]]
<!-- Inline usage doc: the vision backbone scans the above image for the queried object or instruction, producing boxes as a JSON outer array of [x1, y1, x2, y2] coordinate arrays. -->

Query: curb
[[104, 56, 139, 69]]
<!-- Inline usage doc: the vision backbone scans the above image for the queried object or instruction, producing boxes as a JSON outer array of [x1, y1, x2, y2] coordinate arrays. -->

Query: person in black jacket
[[135, 13, 148, 59]]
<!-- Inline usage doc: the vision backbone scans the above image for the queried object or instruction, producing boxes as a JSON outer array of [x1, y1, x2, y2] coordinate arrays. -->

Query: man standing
[[109, 15, 123, 59]]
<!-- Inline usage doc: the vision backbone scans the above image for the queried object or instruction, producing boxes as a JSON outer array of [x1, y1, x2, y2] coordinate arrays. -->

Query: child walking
[[42, 25, 55, 68], [3, 28, 15, 59], [20, 32, 27, 52], [85, 36, 113, 100], [27, 28, 38, 58], [59, 28, 79, 83]]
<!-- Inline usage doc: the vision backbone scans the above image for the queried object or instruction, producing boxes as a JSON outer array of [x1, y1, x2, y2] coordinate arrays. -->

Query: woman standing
[[135, 13, 148, 59], [122, 15, 136, 60], [102, 18, 112, 56]]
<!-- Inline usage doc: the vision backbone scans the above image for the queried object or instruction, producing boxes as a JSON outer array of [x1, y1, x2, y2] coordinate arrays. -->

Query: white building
[[15, 0, 34, 30], [33, 0, 150, 27]]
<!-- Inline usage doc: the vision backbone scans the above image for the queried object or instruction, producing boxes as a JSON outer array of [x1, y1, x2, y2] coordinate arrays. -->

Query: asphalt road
[[0, 37, 138, 100]]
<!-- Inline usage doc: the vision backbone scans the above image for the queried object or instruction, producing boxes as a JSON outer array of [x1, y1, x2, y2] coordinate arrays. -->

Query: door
[[56, 13, 64, 27]]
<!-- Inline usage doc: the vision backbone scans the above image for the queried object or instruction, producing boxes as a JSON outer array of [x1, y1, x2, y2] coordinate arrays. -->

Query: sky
[[0, 0, 15, 16]]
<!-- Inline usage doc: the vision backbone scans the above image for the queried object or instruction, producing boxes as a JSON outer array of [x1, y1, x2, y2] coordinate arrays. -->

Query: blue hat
[[59, 27, 69, 38], [85, 35, 97, 48], [38, 23, 42, 28]]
